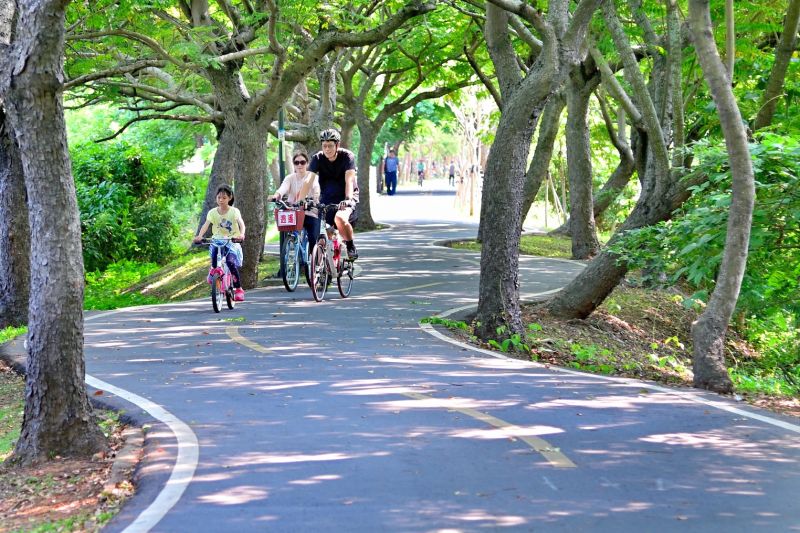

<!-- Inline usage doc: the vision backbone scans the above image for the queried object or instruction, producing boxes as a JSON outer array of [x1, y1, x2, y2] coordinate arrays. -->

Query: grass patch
[[0, 326, 26, 345], [86, 251, 280, 309], [0, 361, 24, 461], [449, 234, 574, 259]]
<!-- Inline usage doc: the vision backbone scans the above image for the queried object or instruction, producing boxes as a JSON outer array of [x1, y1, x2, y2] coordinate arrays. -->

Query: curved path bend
[[80, 186, 799, 532]]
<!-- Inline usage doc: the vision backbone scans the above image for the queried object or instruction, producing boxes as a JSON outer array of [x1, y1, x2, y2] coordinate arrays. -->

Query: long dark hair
[[216, 184, 234, 206]]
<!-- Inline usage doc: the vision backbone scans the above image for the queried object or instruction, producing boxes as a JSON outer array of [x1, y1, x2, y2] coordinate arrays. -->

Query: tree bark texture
[[203, 66, 269, 289], [3, 0, 105, 463], [689, 0, 755, 394], [0, 108, 30, 328], [355, 123, 378, 229], [753, 0, 800, 131], [565, 65, 600, 259], [476, 0, 603, 339], [545, 1, 685, 319]]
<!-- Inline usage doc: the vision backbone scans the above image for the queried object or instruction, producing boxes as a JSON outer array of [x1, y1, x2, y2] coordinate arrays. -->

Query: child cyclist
[[193, 185, 246, 301]]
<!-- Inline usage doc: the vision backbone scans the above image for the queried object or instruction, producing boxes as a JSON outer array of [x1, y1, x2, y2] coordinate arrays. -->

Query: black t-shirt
[[308, 148, 356, 204]]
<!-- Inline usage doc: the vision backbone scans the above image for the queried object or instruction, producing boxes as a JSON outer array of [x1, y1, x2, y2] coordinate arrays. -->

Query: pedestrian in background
[[384, 149, 399, 196]]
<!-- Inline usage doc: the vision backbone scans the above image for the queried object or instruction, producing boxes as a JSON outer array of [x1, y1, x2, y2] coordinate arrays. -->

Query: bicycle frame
[[204, 238, 236, 312]]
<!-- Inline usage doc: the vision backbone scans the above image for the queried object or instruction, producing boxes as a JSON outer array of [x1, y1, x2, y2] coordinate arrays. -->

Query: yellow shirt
[[206, 207, 242, 238]]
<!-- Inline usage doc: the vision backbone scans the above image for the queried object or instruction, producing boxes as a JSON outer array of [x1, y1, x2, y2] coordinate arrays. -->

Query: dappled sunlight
[[526, 392, 694, 411], [369, 396, 520, 412], [223, 450, 389, 467], [197, 485, 269, 505], [288, 474, 342, 486], [640, 430, 799, 462], [445, 510, 527, 527], [450, 424, 564, 440]]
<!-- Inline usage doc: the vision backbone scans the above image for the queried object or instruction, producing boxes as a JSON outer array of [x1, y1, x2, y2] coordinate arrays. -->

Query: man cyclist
[[298, 128, 359, 260]]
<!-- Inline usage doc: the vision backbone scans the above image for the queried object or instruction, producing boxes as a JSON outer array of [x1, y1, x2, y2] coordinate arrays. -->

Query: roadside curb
[[0, 335, 146, 486], [105, 426, 143, 494]]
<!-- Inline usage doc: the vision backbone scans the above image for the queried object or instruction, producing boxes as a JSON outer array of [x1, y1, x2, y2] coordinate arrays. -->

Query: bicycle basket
[[274, 208, 305, 231]]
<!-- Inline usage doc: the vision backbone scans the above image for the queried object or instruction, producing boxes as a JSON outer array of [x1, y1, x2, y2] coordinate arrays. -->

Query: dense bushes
[[611, 134, 800, 393], [72, 140, 190, 271]]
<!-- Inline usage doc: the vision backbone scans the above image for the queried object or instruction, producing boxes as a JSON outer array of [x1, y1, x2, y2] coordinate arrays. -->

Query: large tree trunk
[[688, 0, 754, 394], [476, 114, 538, 338], [233, 120, 268, 289], [203, 66, 269, 289], [4, 0, 105, 464], [0, 108, 30, 328], [753, 0, 800, 131], [354, 122, 378, 229], [565, 66, 600, 259]]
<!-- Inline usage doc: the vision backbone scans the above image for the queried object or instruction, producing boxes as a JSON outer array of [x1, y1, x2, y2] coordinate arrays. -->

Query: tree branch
[[93, 113, 218, 143]]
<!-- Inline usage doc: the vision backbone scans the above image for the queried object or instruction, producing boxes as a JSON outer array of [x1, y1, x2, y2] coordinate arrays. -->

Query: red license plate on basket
[[275, 209, 305, 231]]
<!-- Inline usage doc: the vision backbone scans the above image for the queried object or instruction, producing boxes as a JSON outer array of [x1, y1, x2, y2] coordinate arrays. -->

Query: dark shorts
[[324, 205, 358, 227]]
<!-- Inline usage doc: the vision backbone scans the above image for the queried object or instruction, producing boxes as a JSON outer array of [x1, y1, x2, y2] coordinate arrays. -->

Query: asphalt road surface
[[73, 183, 800, 532]]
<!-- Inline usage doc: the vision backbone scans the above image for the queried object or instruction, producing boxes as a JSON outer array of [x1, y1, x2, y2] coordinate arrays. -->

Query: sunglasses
[[293, 160, 307, 165]]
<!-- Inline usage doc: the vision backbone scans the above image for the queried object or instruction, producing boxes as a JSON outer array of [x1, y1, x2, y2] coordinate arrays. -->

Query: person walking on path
[[448, 161, 457, 186], [299, 128, 360, 260], [384, 149, 399, 196]]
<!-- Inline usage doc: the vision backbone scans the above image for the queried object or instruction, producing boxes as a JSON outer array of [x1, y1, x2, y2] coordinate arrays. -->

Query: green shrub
[[71, 141, 189, 270]]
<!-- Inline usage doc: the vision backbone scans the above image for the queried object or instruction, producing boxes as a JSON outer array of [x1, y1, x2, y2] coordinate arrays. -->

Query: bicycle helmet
[[319, 128, 341, 143]]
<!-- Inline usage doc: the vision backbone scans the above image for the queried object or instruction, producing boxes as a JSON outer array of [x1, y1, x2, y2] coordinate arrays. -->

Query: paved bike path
[[80, 187, 799, 532]]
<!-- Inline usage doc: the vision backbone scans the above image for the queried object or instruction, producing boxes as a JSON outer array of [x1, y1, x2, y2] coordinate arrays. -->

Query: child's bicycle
[[272, 199, 310, 292], [308, 203, 356, 302], [198, 238, 239, 313]]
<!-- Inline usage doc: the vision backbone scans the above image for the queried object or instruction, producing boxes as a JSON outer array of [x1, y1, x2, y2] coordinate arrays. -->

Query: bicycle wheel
[[225, 284, 235, 309], [302, 238, 311, 287], [282, 235, 300, 292], [337, 259, 354, 298], [310, 241, 328, 302], [211, 275, 223, 313]]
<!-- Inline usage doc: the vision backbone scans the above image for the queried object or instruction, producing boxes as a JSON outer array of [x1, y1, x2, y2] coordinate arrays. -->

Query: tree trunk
[[202, 66, 269, 289], [753, 0, 800, 131], [0, 108, 30, 328], [592, 150, 635, 224], [688, 0, 754, 394], [565, 66, 600, 259], [233, 120, 268, 289], [521, 93, 565, 222], [354, 123, 378, 229], [195, 125, 237, 238], [4, 0, 105, 464], [475, 113, 538, 338]]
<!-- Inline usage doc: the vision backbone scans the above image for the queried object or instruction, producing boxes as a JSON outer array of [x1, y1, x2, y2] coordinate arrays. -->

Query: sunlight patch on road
[[402, 391, 576, 468]]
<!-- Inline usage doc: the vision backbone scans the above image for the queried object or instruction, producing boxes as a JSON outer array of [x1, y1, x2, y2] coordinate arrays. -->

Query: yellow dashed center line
[[403, 391, 576, 468], [226, 326, 271, 354], [227, 326, 575, 468]]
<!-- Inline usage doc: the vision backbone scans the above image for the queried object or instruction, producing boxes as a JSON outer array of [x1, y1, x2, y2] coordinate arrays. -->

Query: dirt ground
[[0, 362, 136, 532]]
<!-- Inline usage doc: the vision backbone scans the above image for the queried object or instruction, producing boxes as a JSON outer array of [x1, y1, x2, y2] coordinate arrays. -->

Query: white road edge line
[[419, 289, 800, 435], [86, 307, 200, 533], [85, 375, 199, 533]]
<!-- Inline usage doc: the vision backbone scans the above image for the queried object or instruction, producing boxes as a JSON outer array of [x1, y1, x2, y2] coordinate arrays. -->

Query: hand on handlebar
[[232, 236, 244, 243], [192, 236, 202, 244], [338, 199, 355, 210]]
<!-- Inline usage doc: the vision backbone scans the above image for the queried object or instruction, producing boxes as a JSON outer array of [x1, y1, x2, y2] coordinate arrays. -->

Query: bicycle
[[272, 199, 311, 292], [308, 203, 356, 302], [198, 238, 239, 313]]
